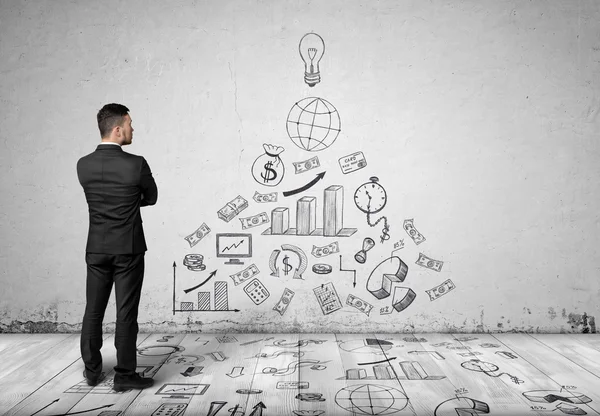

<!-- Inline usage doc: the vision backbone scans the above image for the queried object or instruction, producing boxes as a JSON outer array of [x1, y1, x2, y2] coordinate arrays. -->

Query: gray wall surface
[[1, 0, 599, 333]]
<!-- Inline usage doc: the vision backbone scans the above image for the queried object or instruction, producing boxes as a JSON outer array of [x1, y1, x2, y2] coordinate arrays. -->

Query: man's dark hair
[[97, 103, 130, 138]]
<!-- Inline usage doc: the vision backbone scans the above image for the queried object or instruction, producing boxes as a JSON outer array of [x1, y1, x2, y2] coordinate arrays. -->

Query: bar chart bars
[[174, 281, 231, 313], [262, 185, 357, 237]]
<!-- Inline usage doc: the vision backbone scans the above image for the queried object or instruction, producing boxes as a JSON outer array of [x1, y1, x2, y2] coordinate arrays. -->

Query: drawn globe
[[286, 97, 341, 152], [335, 384, 408, 415]]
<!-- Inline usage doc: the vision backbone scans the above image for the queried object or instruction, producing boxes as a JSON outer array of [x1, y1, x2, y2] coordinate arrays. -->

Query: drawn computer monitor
[[216, 233, 252, 265]]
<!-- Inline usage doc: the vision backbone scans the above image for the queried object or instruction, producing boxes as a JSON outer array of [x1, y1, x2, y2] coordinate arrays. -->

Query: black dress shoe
[[83, 370, 105, 387], [113, 373, 154, 392]]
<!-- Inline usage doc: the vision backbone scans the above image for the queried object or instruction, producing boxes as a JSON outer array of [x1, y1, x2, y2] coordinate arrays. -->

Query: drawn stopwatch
[[354, 176, 390, 243]]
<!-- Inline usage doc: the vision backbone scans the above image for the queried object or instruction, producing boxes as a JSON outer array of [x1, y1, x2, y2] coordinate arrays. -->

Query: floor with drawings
[[1, 333, 600, 415]]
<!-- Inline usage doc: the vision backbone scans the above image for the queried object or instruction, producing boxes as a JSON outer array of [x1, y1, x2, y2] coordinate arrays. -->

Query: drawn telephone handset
[[354, 177, 390, 243]]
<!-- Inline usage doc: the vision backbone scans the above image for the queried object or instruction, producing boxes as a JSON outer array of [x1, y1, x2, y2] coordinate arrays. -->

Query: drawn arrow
[[184, 270, 218, 293], [283, 171, 326, 197], [47, 404, 114, 416], [248, 402, 266, 416], [31, 399, 59, 416], [226, 366, 245, 378], [339, 255, 357, 288], [173, 309, 241, 313], [228, 404, 243, 416]]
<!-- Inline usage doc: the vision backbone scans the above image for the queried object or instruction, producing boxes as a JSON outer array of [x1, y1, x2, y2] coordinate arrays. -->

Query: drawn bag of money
[[251, 143, 285, 187]]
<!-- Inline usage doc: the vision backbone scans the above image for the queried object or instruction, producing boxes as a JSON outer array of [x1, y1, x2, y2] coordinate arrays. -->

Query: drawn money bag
[[251, 143, 285, 187]]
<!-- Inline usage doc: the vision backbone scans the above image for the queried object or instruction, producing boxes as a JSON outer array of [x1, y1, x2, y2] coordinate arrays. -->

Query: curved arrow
[[283, 171, 326, 197], [184, 270, 217, 294]]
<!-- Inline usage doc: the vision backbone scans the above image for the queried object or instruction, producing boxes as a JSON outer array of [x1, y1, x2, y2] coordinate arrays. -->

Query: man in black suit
[[77, 103, 158, 391]]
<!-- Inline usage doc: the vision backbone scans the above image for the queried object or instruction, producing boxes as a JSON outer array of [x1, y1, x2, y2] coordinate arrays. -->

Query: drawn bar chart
[[262, 185, 357, 237], [173, 280, 239, 313]]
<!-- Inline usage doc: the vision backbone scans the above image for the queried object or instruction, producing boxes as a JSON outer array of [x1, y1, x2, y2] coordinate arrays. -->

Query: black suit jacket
[[77, 144, 158, 254]]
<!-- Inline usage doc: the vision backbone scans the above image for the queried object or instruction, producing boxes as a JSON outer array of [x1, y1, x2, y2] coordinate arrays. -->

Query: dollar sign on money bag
[[282, 255, 292, 276], [251, 143, 285, 187]]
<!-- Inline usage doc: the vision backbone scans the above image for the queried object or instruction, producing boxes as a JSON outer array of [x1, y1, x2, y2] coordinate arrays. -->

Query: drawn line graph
[[155, 383, 210, 396], [222, 240, 246, 252]]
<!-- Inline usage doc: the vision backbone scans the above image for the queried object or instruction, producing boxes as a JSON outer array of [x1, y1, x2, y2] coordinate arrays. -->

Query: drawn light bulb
[[299, 33, 325, 87]]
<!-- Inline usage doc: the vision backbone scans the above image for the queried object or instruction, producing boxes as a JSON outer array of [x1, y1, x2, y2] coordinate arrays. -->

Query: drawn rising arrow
[[248, 402, 266, 416], [226, 366, 245, 378], [47, 404, 114, 416], [339, 255, 357, 288], [283, 171, 326, 197], [184, 270, 218, 293], [31, 399, 59, 416]]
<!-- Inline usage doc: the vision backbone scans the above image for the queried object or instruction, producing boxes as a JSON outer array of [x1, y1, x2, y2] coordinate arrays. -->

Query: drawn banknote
[[217, 195, 249, 223], [273, 288, 295, 316], [184, 223, 211, 247], [403, 219, 426, 245], [253, 191, 277, 203], [230, 263, 260, 286], [293, 156, 320, 174], [415, 252, 443, 272], [311, 241, 339, 258], [239, 212, 269, 229], [346, 294, 373, 316], [426, 279, 456, 301]]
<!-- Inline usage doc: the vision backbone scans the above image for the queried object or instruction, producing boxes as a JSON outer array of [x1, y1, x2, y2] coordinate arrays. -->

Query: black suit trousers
[[81, 252, 145, 377]]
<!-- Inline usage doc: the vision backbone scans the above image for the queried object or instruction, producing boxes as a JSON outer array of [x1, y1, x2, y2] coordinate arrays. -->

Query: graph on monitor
[[216, 233, 252, 265]]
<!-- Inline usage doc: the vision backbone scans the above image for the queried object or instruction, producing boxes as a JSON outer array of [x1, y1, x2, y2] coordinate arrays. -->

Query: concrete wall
[[1, 0, 599, 333]]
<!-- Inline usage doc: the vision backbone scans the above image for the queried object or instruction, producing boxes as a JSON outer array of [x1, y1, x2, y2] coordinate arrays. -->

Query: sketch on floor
[[217, 335, 238, 343], [184, 222, 211, 248], [182, 253, 206, 272], [447, 345, 471, 350], [262, 359, 329, 376], [293, 411, 324, 416], [237, 388, 262, 394], [249, 402, 266, 416], [416, 252, 444, 272], [151, 403, 188, 416], [339, 361, 445, 381], [480, 343, 500, 348], [228, 404, 245, 416], [391, 287, 417, 312], [206, 401, 227, 416], [209, 351, 227, 361], [244, 278, 270, 305], [523, 390, 592, 404], [273, 287, 295, 316], [426, 279, 456, 301], [98, 411, 122, 416], [354, 177, 391, 243], [253, 190, 278, 203], [227, 367, 245, 378], [335, 384, 409, 415], [458, 352, 482, 357], [339, 255, 358, 288], [408, 350, 445, 360], [217, 195, 248, 223], [157, 335, 175, 343], [278, 381, 309, 389], [432, 342, 452, 347], [354, 237, 375, 264], [455, 336, 478, 342], [461, 359, 524, 384], [403, 218, 426, 245], [273, 339, 326, 347], [347, 294, 373, 316], [294, 155, 320, 174], [230, 263, 260, 286], [239, 212, 269, 230], [181, 366, 203, 377], [166, 354, 203, 365], [312, 241, 339, 258], [299, 32, 325, 87], [296, 392, 326, 402], [313, 282, 343, 314], [287, 97, 340, 152], [138, 345, 185, 356], [312, 263, 332, 274], [240, 337, 274, 346], [269, 244, 308, 279], [555, 403, 587, 415], [403, 336, 427, 343], [30, 399, 60, 415], [358, 357, 397, 366], [339, 338, 393, 354], [339, 151, 367, 174], [251, 143, 285, 187], [265, 185, 357, 236], [217, 233, 252, 266], [495, 351, 518, 359], [434, 397, 489, 416], [65, 376, 124, 395], [183, 269, 217, 294], [256, 350, 304, 359], [367, 256, 409, 300]]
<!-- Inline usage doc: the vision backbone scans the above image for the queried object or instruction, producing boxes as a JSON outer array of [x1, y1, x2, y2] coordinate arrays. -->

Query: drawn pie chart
[[366, 256, 408, 300], [339, 339, 393, 354], [434, 397, 490, 416]]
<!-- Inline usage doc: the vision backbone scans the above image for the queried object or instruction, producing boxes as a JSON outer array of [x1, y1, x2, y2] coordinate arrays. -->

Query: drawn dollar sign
[[261, 161, 277, 183], [380, 225, 390, 243], [282, 255, 292, 276]]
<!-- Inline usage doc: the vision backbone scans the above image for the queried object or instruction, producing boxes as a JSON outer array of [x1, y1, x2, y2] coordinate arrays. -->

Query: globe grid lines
[[287, 97, 341, 152], [335, 384, 409, 415]]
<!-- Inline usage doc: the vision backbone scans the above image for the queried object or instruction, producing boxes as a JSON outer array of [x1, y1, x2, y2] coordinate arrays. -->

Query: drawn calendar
[[313, 282, 343, 315]]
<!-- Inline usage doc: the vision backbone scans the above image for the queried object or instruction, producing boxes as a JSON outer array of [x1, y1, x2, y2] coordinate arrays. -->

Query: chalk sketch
[[237, 388, 262, 394], [138, 345, 185, 356], [155, 383, 210, 396], [253, 190, 277, 203], [244, 278, 270, 305], [293, 155, 320, 174], [239, 212, 269, 230], [230, 263, 260, 286], [227, 367, 245, 378], [248, 402, 266, 416], [408, 350, 445, 360], [182, 254, 206, 272], [434, 397, 490, 416], [256, 350, 304, 359], [416, 252, 444, 272], [403, 218, 426, 245], [392, 287, 417, 312], [264, 185, 357, 237], [208, 351, 227, 361], [313, 282, 343, 315], [251, 143, 285, 187], [299, 33, 325, 87], [296, 393, 326, 402], [184, 222, 211, 247], [174, 274, 236, 313], [426, 279, 456, 301], [183, 270, 217, 294], [273, 339, 326, 348], [346, 294, 373, 316], [166, 355, 203, 365], [455, 336, 478, 342], [339, 151, 367, 174], [283, 171, 326, 197], [151, 404, 187, 416], [293, 411, 324, 416], [273, 287, 295, 316], [269, 244, 308, 279], [206, 401, 227, 416], [335, 384, 409, 415], [312, 241, 339, 258], [287, 97, 340, 151], [278, 381, 309, 389], [181, 366, 203, 377], [366, 256, 409, 300], [312, 263, 332, 274], [339, 339, 393, 354], [216, 233, 252, 265], [262, 359, 329, 376], [354, 237, 375, 264], [461, 359, 524, 384], [217, 195, 248, 223], [390, 239, 405, 258], [156, 335, 174, 343], [523, 390, 592, 404], [354, 177, 390, 243], [338, 362, 445, 381], [403, 336, 427, 343], [217, 335, 238, 343], [495, 351, 519, 359]]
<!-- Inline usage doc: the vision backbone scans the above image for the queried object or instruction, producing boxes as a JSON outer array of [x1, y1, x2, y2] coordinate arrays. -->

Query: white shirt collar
[[99, 142, 121, 147]]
